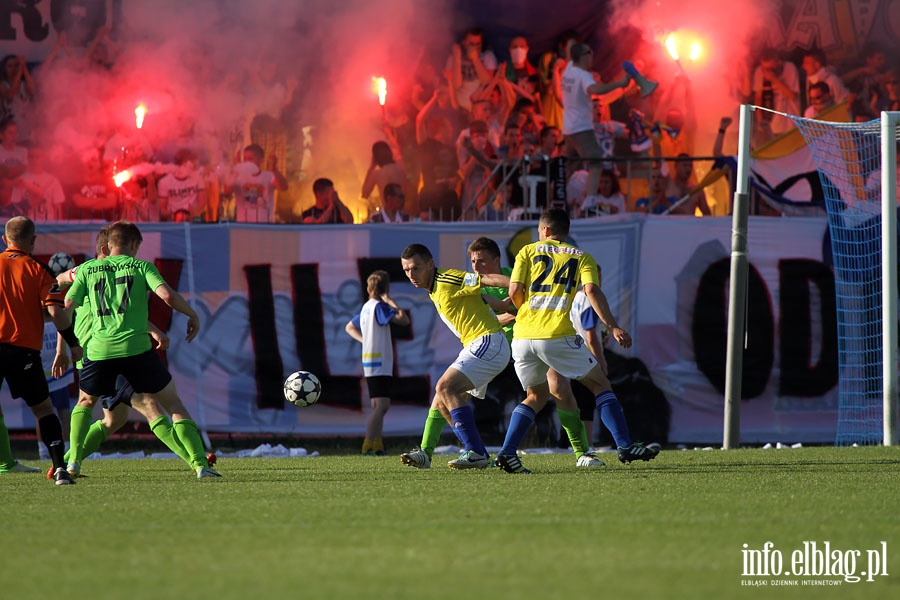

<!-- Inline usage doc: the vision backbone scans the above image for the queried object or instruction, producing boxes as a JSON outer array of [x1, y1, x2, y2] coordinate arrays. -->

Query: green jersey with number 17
[[66, 254, 167, 360], [510, 239, 600, 339]]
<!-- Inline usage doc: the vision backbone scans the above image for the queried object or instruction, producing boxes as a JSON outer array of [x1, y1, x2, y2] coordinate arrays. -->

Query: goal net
[[783, 112, 899, 445]]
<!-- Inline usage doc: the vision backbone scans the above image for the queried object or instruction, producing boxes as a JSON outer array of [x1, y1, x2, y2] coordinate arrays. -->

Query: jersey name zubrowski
[[81, 260, 143, 275]]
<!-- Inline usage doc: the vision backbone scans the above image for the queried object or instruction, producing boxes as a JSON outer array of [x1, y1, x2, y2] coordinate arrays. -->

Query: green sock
[[172, 419, 208, 469], [69, 406, 94, 462], [80, 421, 110, 458], [0, 413, 15, 469], [558, 409, 590, 459], [150, 416, 192, 467], [420, 409, 446, 458]]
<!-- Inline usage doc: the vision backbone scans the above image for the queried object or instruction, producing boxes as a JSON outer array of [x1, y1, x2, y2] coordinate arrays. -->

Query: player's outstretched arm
[[479, 273, 510, 288], [495, 311, 516, 327], [482, 293, 510, 313], [482, 294, 516, 326], [583, 283, 631, 349], [57, 268, 75, 290], [153, 283, 201, 342]]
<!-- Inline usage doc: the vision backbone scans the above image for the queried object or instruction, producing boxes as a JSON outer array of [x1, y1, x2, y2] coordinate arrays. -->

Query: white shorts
[[511, 336, 598, 389], [450, 331, 511, 399]]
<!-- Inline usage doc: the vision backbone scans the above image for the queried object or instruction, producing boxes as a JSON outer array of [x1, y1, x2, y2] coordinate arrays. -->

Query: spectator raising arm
[[416, 90, 440, 145]]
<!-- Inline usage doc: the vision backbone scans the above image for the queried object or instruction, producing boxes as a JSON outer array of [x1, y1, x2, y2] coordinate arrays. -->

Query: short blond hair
[[367, 270, 390, 296], [4, 216, 35, 245]]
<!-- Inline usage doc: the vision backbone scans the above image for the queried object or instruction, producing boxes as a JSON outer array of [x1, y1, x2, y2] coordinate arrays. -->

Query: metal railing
[[456, 153, 727, 221]]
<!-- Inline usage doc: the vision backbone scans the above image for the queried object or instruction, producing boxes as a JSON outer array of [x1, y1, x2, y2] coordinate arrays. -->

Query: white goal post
[[879, 111, 898, 446], [723, 106, 899, 448]]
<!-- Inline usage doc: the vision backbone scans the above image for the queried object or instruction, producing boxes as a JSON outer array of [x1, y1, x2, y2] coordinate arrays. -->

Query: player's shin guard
[[38, 415, 65, 469], [172, 418, 209, 469], [420, 409, 446, 458], [80, 420, 110, 458], [449, 405, 486, 456], [150, 416, 192, 466], [500, 404, 536, 456], [595, 391, 632, 448], [557, 408, 590, 458], [0, 412, 16, 469], [68, 405, 93, 462]]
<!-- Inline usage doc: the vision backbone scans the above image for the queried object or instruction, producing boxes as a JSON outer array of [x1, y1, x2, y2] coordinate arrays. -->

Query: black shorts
[[0, 343, 50, 407], [366, 376, 393, 398], [100, 375, 135, 411], [78, 350, 172, 398]]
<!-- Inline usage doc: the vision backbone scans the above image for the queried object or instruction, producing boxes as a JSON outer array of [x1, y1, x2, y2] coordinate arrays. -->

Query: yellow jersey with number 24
[[510, 239, 600, 339]]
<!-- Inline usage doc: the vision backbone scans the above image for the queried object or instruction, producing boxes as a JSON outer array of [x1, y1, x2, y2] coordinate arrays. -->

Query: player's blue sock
[[500, 404, 536, 456], [449, 406, 486, 456], [595, 390, 632, 448]]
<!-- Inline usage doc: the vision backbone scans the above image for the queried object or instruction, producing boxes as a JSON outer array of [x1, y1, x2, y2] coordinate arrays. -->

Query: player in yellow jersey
[[472, 236, 607, 469], [495, 208, 659, 473], [399, 243, 511, 469]]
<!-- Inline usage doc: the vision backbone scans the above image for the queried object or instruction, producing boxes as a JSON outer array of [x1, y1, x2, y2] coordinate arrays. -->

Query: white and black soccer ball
[[284, 370, 322, 407], [47, 252, 75, 277]]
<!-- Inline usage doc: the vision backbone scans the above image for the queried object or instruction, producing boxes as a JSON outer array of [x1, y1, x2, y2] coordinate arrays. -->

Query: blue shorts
[[49, 387, 72, 410], [78, 350, 172, 398], [100, 375, 135, 411]]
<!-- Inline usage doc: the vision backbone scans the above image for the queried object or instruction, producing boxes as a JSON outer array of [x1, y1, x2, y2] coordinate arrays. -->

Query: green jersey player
[[58, 226, 195, 476], [65, 221, 219, 479]]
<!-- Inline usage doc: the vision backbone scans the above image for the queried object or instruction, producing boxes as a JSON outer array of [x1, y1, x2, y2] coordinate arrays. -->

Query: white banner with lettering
[[1, 216, 840, 443]]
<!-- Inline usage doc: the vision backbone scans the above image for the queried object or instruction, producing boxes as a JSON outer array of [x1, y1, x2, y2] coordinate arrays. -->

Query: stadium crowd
[[1, 25, 897, 224]]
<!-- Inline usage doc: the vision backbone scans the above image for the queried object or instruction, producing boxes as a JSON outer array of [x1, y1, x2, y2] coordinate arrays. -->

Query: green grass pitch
[[3, 446, 899, 599]]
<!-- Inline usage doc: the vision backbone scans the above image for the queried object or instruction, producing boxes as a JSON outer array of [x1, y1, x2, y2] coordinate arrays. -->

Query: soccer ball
[[284, 371, 322, 407], [47, 252, 75, 277]]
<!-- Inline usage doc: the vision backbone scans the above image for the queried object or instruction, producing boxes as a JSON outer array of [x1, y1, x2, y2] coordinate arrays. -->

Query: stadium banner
[[0, 0, 117, 60], [636, 216, 838, 443], [0, 216, 839, 443]]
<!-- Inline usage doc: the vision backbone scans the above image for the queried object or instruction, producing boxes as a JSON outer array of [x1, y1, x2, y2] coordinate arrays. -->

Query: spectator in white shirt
[[10, 146, 65, 220], [801, 49, 848, 111], [559, 43, 631, 211]]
